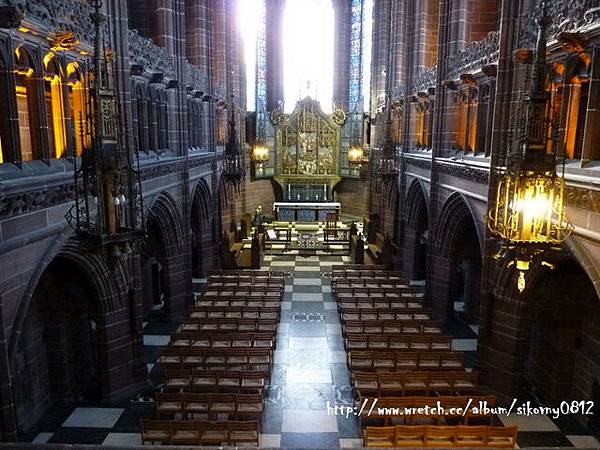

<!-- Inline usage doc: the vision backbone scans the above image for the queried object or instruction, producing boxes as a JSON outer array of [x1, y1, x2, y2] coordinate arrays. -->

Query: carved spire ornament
[[67, 0, 145, 264]]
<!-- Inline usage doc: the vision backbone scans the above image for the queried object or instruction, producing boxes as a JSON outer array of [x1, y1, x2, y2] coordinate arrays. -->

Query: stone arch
[[430, 192, 483, 323], [146, 192, 185, 257], [386, 180, 401, 245], [143, 192, 187, 315], [520, 252, 600, 414], [9, 234, 127, 367], [403, 179, 429, 279], [9, 236, 130, 432], [190, 178, 216, 276]]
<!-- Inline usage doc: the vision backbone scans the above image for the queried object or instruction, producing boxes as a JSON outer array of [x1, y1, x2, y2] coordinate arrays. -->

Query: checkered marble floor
[[21, 254, 600, 448]]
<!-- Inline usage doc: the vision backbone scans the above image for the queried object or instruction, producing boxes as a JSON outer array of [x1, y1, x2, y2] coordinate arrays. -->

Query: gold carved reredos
[[274, 97, 341, 184]]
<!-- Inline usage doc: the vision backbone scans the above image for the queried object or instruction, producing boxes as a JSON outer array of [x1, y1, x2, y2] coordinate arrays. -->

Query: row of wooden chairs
[[159, 347, 272, 372], [201, 285, 283, 296], [155, 392, 263, 420], [332, 264, 387, 271], [363, 425, 517, 448], [343, 320, 442, 336], [358, 395, 496, 425], [143, 270, 281, 446], [332, 279, 410, 290], [189, 306, 280, 320], [206, 275, 284, 285], [179, 317, 278, 333], [346, 333, 451, 352], [162, 369, 267, 393], [352, 370, 478, 396], [341, 309, 430, 322], [195, 298, 281, 309], [335, 286, 420, 297], [170, 331, 275, 349], [338, 299, 424, 310], [331, 268, 405, 279], [209, 270, 285, 278], [348, 351, 462, 372], [140, 419, 259, 446]]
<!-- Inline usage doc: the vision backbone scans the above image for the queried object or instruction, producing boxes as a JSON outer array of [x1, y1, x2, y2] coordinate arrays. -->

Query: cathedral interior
[[0, 0, 600, 448]]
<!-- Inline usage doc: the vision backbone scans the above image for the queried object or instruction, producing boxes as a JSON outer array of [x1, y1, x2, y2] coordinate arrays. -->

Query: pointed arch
[[9, 234, 128, 368], [430, 192, 484, 322], [146, 192, 185, 257], [403, 179, 429, 279]]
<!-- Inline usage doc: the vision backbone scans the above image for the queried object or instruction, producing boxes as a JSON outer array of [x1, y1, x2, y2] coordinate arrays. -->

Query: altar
[[273, 202, 341, 222]]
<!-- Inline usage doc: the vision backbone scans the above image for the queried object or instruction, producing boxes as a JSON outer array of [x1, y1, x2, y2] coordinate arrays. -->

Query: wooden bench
[[159, 347, 272, 372], [179, 317, 278, 333], [363, 425, 517, 448], [352, 370, 478, 397], [170, 331, 275, 349], [162, 369, 267, 393], [189, 306, 280, 320], [140, 419, 259, 446], [348, 351, 462, 372], [342, 320, 443, 337], [358, 395, 496, 426], [345, 333, 451, 352], [155, 392, 263, 421]]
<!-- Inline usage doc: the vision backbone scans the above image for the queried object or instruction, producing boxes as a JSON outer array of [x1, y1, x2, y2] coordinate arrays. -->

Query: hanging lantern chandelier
[[222, 99, 246, 187], [67, 0, 145, 263], [251, 107, 269, 175], [347, 143, 365, 166], [487, 1, 572, 292]]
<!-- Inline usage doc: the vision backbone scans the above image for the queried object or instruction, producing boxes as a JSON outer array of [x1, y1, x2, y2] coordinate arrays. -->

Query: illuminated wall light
[[14, 67, 33, 77]]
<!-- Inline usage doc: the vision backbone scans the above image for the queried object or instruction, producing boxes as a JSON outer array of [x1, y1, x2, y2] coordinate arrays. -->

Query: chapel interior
[[0, 0, 599, 448]]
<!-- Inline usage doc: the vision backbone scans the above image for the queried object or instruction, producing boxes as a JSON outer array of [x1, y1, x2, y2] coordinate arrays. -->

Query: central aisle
[[260, 253, 362, 448]]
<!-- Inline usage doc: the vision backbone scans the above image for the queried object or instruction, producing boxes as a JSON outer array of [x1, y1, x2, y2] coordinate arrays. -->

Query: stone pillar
[[0, 296, 17, 441], [478, 0, 527, 398]]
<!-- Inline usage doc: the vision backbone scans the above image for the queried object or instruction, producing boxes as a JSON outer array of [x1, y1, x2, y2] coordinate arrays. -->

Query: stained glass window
[[362, 0, 372, 112], [240, 0, 266, 112], [283, 0, 334, 113], [348, 0, 363, 112]]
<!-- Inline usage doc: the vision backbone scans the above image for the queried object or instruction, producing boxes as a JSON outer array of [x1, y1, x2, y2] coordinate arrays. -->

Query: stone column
[[478, 0, 528, 399]]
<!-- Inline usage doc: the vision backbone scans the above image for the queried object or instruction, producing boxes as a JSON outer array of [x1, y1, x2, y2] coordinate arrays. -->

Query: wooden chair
[[140, 419, 172, 445], [363, 426, 396, 447], [229, 420, 260, 446], [486, 426, 518, 448], [454, 425, 488, 447], [171, 420, 203, 445], [200, 421, 228, 446], [424, 425, 456, 447], [393, 425, 426, 447]]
